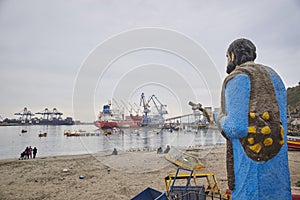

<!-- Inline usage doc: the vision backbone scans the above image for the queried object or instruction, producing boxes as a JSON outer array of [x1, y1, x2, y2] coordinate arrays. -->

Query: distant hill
[[287, 84, 300, 110]]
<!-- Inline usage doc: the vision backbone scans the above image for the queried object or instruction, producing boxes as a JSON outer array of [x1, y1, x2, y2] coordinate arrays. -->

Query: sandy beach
[[0, 145, 299, 200]]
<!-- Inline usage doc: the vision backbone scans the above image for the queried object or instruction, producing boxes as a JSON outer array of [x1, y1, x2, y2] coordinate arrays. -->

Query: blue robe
[[218, 63, 292, 199]]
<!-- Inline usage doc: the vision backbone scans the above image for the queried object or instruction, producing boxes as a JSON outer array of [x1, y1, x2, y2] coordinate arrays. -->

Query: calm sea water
[[0, 125, 225, 159]]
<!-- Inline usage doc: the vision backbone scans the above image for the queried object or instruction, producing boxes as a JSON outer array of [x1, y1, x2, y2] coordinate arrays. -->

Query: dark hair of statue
[[227, 38, 257, 66]]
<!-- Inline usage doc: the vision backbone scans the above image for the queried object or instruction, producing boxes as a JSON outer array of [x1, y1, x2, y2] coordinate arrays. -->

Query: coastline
[[0, 145, 299, 199]]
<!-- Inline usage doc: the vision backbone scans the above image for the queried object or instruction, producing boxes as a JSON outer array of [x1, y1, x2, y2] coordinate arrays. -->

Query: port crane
[[140, 93, 168, 126], [14, 107, 35, 122], [36, 108, 52, 120], [140, 93, 150, 114], [36, 108, 63, 120], [147, 95, 168, 117], [140, 93, 151, 126], [51, 108, 63, 119]]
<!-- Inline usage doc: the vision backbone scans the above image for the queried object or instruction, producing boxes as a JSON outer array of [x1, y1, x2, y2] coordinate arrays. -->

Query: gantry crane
[[52, 108, 63, 119], [35, 108, 52, 120], [14, 107, 35, 122]]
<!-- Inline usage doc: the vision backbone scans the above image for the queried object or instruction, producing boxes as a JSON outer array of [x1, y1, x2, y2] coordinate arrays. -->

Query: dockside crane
[[35, 108, 53, 120], [14, 107, 35, 122], [140, 93, 151, 126], [147, 95, 168, 117], [52, 108, 63, 119], [35, 108, 65, 120]]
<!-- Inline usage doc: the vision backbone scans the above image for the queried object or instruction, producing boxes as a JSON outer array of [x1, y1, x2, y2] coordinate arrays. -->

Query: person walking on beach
[[28, 146, 32, 159], [25, 146, 29, 159], [217, 38, 291, 199], [19, 151, 25, 160], [32, 147, 37, 159]]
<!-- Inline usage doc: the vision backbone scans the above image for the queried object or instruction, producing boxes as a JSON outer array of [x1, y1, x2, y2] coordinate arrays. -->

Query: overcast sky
[[0, 0, 299, 122]]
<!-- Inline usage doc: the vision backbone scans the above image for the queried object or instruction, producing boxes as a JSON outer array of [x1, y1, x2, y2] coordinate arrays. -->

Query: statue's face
[[226, 52, 236, 74], [226, 52, 234, 63], [226, 52, 231, 63]]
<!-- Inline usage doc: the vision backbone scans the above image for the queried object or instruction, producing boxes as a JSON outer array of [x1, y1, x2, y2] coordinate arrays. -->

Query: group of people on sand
[[157, 145, 170, 154], [19, 146, 37, 160]]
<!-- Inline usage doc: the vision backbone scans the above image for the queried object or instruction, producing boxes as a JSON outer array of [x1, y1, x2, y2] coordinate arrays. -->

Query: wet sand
[[0, 145, 299, 200]]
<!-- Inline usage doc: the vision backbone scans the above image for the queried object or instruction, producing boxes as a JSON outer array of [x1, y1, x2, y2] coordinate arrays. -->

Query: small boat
[[103, 129, 112, 136], [64, 130, 84, 137], [163, 123, 180, 131], [148, 129, 161, 134], [65, 132, 81, 137], [287, 135, 300, 150], [292, 186, 300, 200], [64, 130, 100, 137], [38, 132, 47, 137]]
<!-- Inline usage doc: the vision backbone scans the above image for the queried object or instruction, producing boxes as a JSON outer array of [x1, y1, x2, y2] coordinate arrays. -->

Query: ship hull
[[287, 135, 300, 150], [94, 120, 140, 129]]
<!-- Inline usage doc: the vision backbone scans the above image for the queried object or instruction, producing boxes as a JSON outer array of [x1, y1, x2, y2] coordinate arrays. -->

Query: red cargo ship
[[94, 103, 142, 129]]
